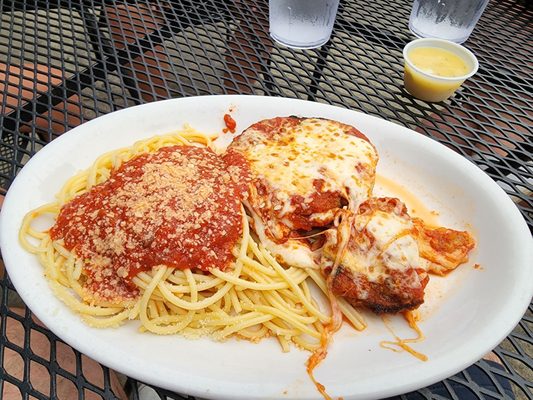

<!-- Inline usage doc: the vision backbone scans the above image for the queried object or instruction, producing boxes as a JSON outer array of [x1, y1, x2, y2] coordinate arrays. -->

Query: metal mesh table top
[[0, 0, 531, 399]]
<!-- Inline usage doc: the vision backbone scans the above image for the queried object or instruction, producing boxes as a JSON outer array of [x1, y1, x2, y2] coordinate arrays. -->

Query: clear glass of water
[[269, 0, 340, 49], [409, 0, 490, 44]]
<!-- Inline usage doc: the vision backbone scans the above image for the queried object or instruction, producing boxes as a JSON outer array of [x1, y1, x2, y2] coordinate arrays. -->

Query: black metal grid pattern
[[0, 0, 531, 399]]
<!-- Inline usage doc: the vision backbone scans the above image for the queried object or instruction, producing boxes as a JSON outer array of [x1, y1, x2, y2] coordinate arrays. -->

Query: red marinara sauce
[[50, 145, 250, 301], [223, 113, 237, 133]]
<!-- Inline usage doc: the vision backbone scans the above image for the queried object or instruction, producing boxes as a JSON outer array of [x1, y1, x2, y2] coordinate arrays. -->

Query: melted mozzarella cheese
[[344, 209, 422, 283], [249, 208, 318, 269], [380, 236, 420, 273], [235, 118, 378, 212]]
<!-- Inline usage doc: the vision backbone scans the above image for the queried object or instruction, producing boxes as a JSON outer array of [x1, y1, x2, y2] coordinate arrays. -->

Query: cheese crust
[[230, 117, 378, 268]]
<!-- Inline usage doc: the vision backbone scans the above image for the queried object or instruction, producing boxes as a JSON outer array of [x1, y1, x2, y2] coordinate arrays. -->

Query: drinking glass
[[269, 0, 340, 49], [409, 0, 490, 44]]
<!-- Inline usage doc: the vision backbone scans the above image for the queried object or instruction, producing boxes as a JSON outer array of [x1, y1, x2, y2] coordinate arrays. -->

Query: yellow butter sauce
[[409, 47, 469, 78], [404, 46, 471, 102]]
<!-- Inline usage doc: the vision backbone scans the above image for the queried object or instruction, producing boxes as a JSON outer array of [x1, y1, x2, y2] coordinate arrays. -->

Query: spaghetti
[[19, 128, 366, 354]]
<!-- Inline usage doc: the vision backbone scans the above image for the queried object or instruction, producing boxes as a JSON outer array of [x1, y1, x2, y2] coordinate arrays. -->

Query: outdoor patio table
[[0, 0, 531, 399]]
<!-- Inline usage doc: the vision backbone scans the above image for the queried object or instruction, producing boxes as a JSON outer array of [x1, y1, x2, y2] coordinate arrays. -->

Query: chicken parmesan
[[322, 197, 475, 313], [323, 197, 429, 313], [229, 117, 378, 268]]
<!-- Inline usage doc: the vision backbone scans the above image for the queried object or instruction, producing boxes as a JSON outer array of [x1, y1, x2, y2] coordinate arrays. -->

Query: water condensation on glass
[[287, 0, 336, 26], [269, 0, 340, 49], [409, 0, 490, 43]]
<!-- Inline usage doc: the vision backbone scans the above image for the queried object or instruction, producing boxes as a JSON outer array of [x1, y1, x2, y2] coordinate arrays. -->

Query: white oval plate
[[1, 95, 532, 400]]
